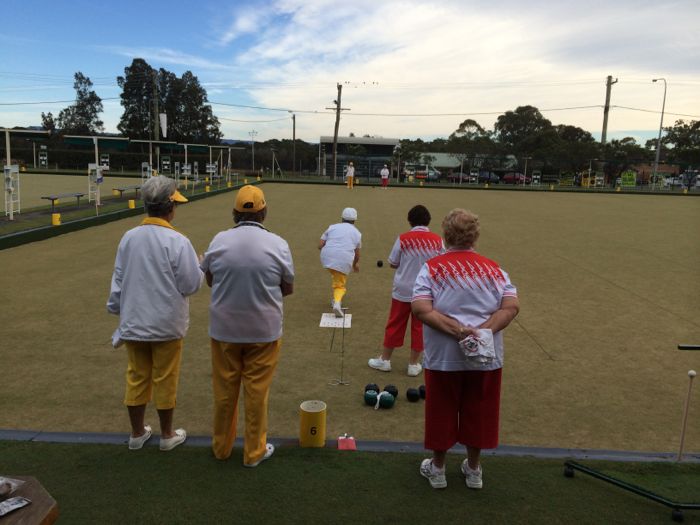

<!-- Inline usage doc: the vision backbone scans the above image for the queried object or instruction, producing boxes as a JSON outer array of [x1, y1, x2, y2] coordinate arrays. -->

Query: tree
[[602, 137, 650, 178], [117, 59, 222, 144], [55, 72, 104, 134], [494, 105, 552, 155], [451, 118, 487, 141], [659, 119, 700, 167], [117, 59, 155, 139], [549, 124, 599, 173], [41, 112, 56, 133]]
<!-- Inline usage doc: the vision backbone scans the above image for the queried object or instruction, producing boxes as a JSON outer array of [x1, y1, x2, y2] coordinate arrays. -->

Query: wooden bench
[[3, 476, 59, 524], [112, 185, 141, 198], [41, 192, 85, 213]]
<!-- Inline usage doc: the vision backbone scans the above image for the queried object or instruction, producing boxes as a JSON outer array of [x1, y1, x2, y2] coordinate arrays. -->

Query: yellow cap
[[170, 189, 188, 203], [234, 185, 266, 212]]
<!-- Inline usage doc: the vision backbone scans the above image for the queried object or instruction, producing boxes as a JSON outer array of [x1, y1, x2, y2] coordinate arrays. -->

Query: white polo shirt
[[320, 222, 362, 275], [201, 222, 295, 343], [107, 220, 203, 341], [388, 226, 444, 302], [380, 167, 389, 179], [413, 249, 517, 371]]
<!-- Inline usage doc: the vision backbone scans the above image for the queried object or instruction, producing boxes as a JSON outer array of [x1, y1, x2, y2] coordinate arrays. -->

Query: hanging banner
[[159, 113, 168, 138]]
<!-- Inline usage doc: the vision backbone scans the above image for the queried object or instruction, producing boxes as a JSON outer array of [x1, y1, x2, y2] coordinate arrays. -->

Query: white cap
[[341, 207, 357, 221]]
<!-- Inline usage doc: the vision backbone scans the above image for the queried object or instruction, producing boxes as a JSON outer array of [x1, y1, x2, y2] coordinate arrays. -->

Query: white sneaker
[[333, 301, 343, 317], [160, 428, 187, 451], [368, 357, 391, 372], [407, 363, 422, 376], [244, 443, 275, 468], [128, 425, 152, 450], [461, 459, 483, 489], [420, 458, 447, 489]]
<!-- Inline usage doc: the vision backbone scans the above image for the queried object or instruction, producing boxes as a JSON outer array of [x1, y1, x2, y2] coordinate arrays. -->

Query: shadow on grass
[[1, 441, 698, 524]]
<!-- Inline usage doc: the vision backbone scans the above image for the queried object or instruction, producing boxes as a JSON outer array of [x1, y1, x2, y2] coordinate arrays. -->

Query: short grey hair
[[142, 176, 177, 205], [442, 208, 480, 249]]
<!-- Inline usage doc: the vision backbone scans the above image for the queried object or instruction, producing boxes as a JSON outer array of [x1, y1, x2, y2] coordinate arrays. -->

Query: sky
[[1, 0, 699, 144]]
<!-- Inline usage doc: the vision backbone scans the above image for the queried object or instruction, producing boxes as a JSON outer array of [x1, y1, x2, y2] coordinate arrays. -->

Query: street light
[[652, 78, 667, 189]]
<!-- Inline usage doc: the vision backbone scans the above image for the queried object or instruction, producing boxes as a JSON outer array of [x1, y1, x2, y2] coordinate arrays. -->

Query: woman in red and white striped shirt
[[412, 208, 520, 490]]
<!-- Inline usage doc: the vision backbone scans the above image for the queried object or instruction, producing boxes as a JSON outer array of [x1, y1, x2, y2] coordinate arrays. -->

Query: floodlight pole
[[652, 78, 667, 189], [249, 130, 258, 172], [5, 129, 10, 166]]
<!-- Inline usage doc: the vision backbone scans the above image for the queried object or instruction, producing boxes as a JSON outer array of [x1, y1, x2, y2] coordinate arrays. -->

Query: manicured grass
[[1, 441, 698, 524], [0, 183, 698, 453]]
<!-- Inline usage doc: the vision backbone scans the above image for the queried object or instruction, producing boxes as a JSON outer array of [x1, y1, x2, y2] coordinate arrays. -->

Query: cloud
[[218, 8, 270, 45], [101, 45, 236, 72], [204, 0, 699, 141]]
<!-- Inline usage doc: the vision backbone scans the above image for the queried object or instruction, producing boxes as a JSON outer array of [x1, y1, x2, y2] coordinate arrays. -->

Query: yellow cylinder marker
[[549, 184, 554, 191], [485, 183, 489, 188], [227, 181, 232, 188], [616, 186, 621, 192], [257, 175, 261, 181], [244, 178, 248, 184], [205, 177, 209, 183], [51, 213, 61, 226], [683, 188, 688, 195], [205, 185, 210, 192], [112, 189, 119, 196], [419, 181, 424, 187], [128, 199, 135, 209], [299, 400, 327, 448]]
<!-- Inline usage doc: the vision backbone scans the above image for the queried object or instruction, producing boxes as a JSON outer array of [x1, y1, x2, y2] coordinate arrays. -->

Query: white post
[[677, 370, 696, 461], [184, 144, 188, 165], [5, 130, 10, 167]]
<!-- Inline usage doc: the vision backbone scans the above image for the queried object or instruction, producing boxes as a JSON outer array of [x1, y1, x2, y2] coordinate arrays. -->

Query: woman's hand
[[455, 325, 479, 341]]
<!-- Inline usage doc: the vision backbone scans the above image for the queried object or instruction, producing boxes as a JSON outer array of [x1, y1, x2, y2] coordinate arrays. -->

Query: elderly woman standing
[[107, 176, 203, 451], [412, 209, 519, 490]]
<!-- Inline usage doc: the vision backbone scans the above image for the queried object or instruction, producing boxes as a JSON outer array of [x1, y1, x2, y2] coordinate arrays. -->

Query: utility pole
[[153, 70, 160, 170], [326, 83, 350, 180], [249, 130, 258, 172], [290, 113, 296, 175], [601, 75, 618, 147]]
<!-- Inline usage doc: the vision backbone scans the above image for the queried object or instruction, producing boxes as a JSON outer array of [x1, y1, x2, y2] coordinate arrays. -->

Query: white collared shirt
[[201, 222, 295, 343], [388, 226, 444, 302], [413, 249, 517, 371], [320, 222, 362, 274]]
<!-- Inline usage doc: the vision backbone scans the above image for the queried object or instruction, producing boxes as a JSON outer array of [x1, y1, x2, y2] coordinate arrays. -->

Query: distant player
[[368, 205, 444, 376], [380, 164, 390, 189], [319, 207, 361, 317], [346, 162, 355, 189]]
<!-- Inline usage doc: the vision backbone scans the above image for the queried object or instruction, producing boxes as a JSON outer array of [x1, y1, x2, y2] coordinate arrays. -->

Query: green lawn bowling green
[[0, 183, 698, 453]]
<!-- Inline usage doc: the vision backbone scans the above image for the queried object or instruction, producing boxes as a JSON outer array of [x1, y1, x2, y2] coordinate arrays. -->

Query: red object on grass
[[337, 435, 357, 450]]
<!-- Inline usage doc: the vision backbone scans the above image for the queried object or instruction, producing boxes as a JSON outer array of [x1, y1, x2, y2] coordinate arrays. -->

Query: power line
[[0, 97, 120, 106], [219, 116, 291, 123], [611, 105, 700, 119]]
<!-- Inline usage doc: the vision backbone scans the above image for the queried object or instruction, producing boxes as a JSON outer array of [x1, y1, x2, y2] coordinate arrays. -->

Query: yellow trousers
[[124, 339, 183, 410], [346, 176, 354, 189], [329, 269, 348, 303], [211, 338, 281, 465]]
